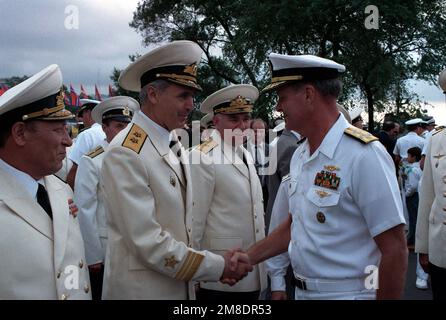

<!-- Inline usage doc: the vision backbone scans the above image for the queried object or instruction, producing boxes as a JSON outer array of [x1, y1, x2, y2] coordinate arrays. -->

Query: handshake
[[219, 249, 253, 286]]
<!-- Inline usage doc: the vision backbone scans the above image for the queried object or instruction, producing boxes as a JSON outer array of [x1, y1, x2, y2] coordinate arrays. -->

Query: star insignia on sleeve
[[165, 255, 179, 268]]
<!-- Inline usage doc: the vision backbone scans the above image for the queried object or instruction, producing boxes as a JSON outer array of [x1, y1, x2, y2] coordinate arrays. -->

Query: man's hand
[[419, 253, 430, 274], [271, 291, 287, 300], [220, 249, 253, 286]]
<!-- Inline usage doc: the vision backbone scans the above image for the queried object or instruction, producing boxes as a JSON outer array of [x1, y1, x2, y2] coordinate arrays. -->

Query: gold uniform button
[[60, 294, 68, 300], [84, 284, 90, 294], [79, 259, 84, 269]]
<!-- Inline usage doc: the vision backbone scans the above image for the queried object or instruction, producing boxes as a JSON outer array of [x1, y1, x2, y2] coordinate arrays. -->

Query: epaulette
[[344, 126, 378, 144], [281, 174, 291, 182], [86, 146, 104, 158], [122, 124, 148, 154], [433, 126, 445, 136], [196, 138, 218, 154]]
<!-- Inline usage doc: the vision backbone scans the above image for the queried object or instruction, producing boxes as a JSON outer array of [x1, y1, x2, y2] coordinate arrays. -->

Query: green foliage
[[118, 0, 446, 130]]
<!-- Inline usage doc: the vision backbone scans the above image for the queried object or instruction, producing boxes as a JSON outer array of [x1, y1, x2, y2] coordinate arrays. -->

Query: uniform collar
[[0, 158, 42, 199], [138, 110, 170, 147], [311, 113, 349, 160]]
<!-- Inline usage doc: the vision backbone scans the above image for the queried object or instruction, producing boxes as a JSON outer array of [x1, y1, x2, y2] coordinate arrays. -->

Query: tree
[[125, 0, 446, 130]]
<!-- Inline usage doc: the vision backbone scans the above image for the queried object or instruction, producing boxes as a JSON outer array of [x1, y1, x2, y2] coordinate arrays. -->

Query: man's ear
[[304, 84, 316, 103], [10, 122, 28, 146], [147, 86, 159, 105]]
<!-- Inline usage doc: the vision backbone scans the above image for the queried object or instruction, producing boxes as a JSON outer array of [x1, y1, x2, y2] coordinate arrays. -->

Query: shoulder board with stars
[[433, 126, 445, 136], [281, 174, 291, 182], [86, 146, 104, 158], [196, 138, 218, 154], [344, 126, 378, 144], [122, 124, 148, 154]]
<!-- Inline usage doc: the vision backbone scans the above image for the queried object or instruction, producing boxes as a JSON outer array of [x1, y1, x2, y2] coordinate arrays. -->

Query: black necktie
[[169, 139, 182, 157], [37, 183, 53, 220]]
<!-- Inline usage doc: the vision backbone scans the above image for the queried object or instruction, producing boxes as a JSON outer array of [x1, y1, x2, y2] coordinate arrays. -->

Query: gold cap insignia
[[123, 106, 130, 116], [183, 63, 198, 77], [230, 95, 250, 108]]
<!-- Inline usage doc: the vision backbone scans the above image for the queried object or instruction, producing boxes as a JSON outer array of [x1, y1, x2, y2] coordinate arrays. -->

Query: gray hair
[[139, 79, 171, 106]]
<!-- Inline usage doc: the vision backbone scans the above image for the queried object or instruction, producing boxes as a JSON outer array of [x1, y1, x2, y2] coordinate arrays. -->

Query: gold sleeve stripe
[[122, 124, 148, 154], [182, 253, 204, 282], [175, 251, 205, 281]]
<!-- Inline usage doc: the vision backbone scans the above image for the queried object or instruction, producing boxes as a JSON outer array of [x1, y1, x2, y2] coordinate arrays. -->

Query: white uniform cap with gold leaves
[[262, 53, 346, 93], [119, 40, 203, 92], [0, 64, 73, 121], [91, 96, 140, 125], [201, 84, 259, 115]]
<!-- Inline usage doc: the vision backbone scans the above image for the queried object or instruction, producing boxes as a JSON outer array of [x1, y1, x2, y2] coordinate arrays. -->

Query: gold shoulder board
[[86, 146, 104, 158], [196, 138, 218, 154], [344, 126, 378, 144], [122, 124, 148, 154], [433, 126, 445, 136], [282, 174, 291, 182]]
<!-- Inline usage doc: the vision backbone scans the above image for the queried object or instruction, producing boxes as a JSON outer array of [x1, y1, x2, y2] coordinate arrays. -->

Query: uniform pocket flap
[[306, 187, 340, 207]]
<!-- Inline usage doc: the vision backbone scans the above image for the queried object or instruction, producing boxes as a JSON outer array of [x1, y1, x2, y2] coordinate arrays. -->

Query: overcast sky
[[1, 0, 445, 123]]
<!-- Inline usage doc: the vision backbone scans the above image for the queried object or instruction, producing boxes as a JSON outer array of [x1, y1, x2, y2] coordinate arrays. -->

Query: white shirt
[[393, 131, 425, 160], [265, 177, 291, 291], [0, 158, 43, 200], [404, 162, 422, 197], [288, 114, 405, 280], [68, 123, 106, 165]]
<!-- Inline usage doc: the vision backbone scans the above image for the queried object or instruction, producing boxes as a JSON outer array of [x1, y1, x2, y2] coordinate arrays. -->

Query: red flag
[[70, 83, 80, 107], [0, 83, 9, 96], [95, 85, 102, 101], [80, 84, 89, 99], [108, 84, 115, 97]]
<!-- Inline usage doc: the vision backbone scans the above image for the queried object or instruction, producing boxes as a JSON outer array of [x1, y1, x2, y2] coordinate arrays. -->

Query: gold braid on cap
[[22, 89, 65, 121], [213, 95, 253, 114]]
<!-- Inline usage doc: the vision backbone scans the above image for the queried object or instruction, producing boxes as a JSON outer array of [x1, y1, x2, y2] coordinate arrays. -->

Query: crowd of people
[[0, 40, 445, 301]]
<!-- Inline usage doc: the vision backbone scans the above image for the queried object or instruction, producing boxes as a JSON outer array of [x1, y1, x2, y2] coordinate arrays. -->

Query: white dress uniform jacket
[[101, 111, 225, 300], [0, 163, 91, 300], [190, 132, 267, 293], [74, 140, 109, 266], [288, 114, 405, 298], [416, 128, 446, 268]]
